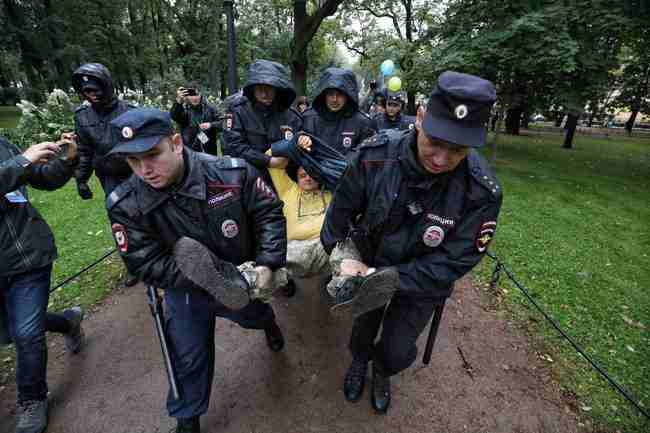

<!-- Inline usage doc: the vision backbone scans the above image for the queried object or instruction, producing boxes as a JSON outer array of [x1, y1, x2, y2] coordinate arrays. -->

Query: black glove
[[77, 181, 93, 200]]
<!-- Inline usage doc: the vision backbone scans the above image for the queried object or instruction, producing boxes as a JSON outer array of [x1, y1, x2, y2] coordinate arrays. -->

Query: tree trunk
[[505, 108, 521, 135], [291, 0, 345, 97], [625, 109, 639, 136], [490, 107, 505, 165], [292, 0, 308, 97], [563, 113, 578, 148], [292, 56, 308, 98]]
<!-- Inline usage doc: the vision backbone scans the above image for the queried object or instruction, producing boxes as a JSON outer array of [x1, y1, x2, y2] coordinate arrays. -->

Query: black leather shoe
[[282, 279, 296, 297], [264, 321, 285, 352], [175, 416, 200, 433], [343, 357, 368, 402], [371, 361, 391, 414]]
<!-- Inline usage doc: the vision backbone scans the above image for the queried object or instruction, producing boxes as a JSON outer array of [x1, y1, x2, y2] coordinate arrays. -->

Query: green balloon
[[388, 76, 402, 92]]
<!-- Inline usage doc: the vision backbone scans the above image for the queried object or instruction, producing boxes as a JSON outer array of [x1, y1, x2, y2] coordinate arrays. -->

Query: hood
[[312, 68, 360, 113], [72, 63, 115, 107], [242, 60, 296, 111]]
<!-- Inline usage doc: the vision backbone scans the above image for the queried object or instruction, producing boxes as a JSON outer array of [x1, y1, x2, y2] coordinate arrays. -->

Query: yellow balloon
[[388, 76, 402, 92]]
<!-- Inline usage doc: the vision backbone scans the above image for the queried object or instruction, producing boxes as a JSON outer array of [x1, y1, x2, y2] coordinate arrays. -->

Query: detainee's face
[[414, 108, 469, 174], [254, 85, 276, 106], [325, 89, 348, 112], [125, 134, 184, 189], [386, 101, 402, 118], [297, 167, 319, 191], [82, 88, 103, 105]]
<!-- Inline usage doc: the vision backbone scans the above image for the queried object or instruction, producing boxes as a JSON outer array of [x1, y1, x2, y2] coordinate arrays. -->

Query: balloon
[[380, 60, 395, 76], [388, 76, 402, 92]]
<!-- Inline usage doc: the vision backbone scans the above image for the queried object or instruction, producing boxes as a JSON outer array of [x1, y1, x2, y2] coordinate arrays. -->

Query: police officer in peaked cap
[[321, 71, 503, 414], [105, 108, 287, 433], [371, 90, 415, 132]]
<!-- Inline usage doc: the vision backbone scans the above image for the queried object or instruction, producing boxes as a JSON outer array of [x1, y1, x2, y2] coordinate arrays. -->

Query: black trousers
[[349, 294, 440, 376], [164, 288, 275, 419]]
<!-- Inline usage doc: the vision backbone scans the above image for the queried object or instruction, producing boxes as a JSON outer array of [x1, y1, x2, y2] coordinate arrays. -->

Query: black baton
[[423, 301, 446, 365], [146, 285, 181, 400]]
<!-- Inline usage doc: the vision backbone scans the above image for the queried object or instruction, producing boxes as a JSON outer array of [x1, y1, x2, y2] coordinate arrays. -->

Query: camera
[[55, 140, 70, 159], [186, 88, 197, 96]]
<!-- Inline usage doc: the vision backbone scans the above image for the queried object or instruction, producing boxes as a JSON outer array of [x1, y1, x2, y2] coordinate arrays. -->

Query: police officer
[[301, 68, 375, 156], [71, 63, 135, 199], [71, 62, 138, 286], [170, 82, 222, 155], [321, 71, 502, 414], [1, 136, 85, 433], [371, 90, 415, 131], [222, 59, 302, 172], [106, 108, 287, 433]]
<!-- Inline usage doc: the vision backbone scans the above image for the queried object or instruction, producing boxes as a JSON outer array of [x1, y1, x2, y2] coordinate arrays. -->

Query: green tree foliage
[[0, 0, 342, 102]]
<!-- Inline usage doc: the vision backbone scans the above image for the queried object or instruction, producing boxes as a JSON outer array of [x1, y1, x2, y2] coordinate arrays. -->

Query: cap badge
[[121, 126, 134, 139], [82, 76, 89, 82], [455, 104, 468, 120]]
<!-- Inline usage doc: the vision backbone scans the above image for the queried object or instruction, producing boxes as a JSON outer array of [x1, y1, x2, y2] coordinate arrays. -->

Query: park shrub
[[0, 88, 180, 149]]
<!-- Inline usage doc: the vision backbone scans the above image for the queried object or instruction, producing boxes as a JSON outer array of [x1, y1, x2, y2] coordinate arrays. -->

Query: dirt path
[[0, 276, 581, 433]]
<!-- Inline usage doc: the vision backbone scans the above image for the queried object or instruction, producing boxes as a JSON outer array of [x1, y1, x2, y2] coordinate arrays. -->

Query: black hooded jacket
[[222, 60, 302, 169], [72, 63, 135, 195], [302, 68, 374, 155], [170, 96, 222, 155]]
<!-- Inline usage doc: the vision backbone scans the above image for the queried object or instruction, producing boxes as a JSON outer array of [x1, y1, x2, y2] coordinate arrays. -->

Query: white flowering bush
[[2, 89, 78, 149], [1, 84, 223, 149]]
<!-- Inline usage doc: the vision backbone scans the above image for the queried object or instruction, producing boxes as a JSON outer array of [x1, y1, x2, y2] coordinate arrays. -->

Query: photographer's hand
[[176, 87, 188, 103]]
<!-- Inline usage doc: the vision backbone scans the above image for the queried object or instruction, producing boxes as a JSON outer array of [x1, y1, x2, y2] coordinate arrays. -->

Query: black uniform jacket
[[222, 60, 302, 169], [170, 98, 222, 154], [321, 129, 503, 299], [72, 63, 134, 193], [1, 137, 76, 276], [106, 149, 287, 293], [302, 68, 374, 155], [371, 112, 416, 132]]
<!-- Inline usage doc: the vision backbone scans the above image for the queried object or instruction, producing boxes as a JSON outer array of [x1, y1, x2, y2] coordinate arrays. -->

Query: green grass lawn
[[0, 106, 21, 129], [0, 106, 20, 128], [476, 132, 650, 432]]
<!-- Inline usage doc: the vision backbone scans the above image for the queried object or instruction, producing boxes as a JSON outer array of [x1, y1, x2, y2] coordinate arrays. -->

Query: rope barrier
[[49, 248, 117, 293], [486, 250, 649, 421]]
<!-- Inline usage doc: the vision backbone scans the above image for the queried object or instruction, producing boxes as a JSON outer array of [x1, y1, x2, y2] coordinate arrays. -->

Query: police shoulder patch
[[74, 103, 89, 113], [358, 110, 372, 121], [106, 182, 134, 210], [476, 221, 497, 253], [467, 150, 501, 198], [288, 106, 303, 119], [216, 156, 247, 170], [359, 133, 389, 150]]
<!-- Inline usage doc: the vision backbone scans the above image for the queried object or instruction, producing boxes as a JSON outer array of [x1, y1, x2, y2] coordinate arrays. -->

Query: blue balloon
[[380, 60, 395, 76]]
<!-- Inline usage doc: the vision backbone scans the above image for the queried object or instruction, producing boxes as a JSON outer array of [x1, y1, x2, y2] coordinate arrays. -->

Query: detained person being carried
[[266, 132, 395, 315]]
